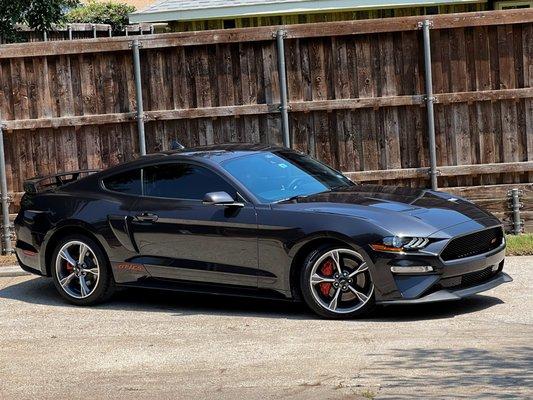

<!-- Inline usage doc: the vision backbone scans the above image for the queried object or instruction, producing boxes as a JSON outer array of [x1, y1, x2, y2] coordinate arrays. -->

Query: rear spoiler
[[23, 169, 101, 194]]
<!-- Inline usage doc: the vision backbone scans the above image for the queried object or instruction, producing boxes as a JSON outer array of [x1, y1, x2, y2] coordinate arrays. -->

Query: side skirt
[[116, 278, 294, 302]]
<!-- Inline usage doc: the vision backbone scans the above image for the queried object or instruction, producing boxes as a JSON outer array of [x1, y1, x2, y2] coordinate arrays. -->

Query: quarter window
[[142, 163, 236, 200], [102, 169, 142, 195]]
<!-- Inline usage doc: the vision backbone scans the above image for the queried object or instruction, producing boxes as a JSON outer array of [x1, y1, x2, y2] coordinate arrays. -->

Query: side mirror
[[202, 192, 244, 208]]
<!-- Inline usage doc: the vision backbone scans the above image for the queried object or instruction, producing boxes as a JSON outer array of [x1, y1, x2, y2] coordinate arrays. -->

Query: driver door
[[128, 162, 259, 288]]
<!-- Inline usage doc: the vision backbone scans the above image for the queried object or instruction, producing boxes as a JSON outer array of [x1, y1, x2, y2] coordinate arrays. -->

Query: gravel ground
[[0, 254, 17, 267], [0, 257, 531, 400]]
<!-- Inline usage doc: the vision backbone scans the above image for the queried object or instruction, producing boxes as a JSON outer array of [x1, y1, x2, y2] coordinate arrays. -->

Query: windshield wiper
[[276, 194, 310, 203]]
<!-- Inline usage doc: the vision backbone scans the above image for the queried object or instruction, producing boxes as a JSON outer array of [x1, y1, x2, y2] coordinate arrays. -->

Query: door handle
[[135, 212, 159, 222]]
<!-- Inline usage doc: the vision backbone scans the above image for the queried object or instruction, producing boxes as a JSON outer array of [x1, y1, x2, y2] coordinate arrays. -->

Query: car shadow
[[364, 346, 533, 399], [0, 275, 504, 321]]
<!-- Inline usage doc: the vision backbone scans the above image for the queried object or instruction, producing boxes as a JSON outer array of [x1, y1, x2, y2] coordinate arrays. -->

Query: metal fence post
[[131, 39, 147, 155], [108, 26, 113, 37], [68, 24, 73, 40], [92, 24, 97, 39], [43, 30, 48, 42], [275, 29, 291, 148], [0, 123, 12, 254], [420, 20, 438, 191], [509, 188, 523, 235]]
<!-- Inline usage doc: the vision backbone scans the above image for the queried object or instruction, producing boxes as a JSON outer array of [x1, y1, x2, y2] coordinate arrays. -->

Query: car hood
[[276, 184, 499, 237]]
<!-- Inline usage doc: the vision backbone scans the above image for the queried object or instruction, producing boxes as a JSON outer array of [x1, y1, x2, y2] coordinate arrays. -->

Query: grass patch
[[506, 234, 533, 256], [360, 389, 377, 399]]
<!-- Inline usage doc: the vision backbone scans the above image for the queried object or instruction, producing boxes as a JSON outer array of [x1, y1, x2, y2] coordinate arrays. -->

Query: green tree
[[65, 1, 135, 32], [0, 0, 79, 42]]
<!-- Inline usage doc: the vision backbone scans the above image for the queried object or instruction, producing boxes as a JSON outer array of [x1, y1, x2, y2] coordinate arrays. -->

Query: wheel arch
[[43, 222, 108, 277], [288, 233, 367, 301]]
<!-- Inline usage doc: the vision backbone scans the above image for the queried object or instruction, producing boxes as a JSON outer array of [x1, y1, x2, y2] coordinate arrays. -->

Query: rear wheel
[[51, 234, 114, 306], [300, 245, 374, 319]]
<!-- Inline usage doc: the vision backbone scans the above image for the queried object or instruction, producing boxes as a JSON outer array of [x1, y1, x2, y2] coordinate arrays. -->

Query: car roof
[[100, 143, 287, 175]]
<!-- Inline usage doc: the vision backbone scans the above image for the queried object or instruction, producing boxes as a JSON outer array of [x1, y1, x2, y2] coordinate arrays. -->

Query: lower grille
[[438, 266, 499, 290], [441, 227, 503, 261], [461, 267, 497, 288]]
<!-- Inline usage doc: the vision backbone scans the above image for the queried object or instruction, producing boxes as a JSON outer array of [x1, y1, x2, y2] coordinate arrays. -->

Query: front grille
[[440, 227, 503, 261]]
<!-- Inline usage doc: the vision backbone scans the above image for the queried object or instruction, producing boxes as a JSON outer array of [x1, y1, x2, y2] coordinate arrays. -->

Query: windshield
[[221, 151, 354, 203]]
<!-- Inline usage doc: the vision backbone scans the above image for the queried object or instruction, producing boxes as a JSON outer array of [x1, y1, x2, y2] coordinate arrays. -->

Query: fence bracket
[[129, 40, 143, 49], [417, 20, 434, 29]]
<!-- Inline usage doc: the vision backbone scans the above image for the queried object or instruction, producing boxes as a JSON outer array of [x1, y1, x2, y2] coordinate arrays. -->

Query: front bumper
[[370, 225, 508, 303], [377, 271, 512, 304]]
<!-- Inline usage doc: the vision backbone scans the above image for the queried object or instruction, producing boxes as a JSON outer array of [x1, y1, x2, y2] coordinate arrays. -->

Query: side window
[[143, 163, 236, 200], [102, 169, 142, 195]]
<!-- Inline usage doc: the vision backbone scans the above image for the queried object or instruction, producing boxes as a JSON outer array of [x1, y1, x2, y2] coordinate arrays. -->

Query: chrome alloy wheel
[[55, 240, 100, 299], [309, 249, 374, 314]]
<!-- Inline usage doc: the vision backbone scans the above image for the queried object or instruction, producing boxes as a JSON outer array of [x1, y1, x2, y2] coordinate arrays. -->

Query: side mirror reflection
[[202, 192, 244, 208]]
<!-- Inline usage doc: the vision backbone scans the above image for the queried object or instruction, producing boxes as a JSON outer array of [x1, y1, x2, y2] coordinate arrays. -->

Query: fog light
[[390, 266, 434, 274], [491, 264, 499, 272]]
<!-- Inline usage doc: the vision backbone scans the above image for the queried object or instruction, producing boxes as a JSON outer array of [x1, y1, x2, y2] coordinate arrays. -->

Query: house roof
[[82, 0, 156, 10], [129, 0, 485, 23]]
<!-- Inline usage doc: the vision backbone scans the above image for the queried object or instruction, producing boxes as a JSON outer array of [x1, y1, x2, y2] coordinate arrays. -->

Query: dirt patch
[[0, 254, 17, 267]]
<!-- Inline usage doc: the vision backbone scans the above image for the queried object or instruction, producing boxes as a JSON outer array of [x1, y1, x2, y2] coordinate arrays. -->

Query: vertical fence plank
[[498, 25, 520, 184], [523, 25, 533, 183]]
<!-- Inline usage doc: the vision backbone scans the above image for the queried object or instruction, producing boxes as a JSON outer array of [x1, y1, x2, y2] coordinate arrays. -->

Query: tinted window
[[143, 163, 236, 200], [103, 169, 142, 195], [221, 151, 353, 203]]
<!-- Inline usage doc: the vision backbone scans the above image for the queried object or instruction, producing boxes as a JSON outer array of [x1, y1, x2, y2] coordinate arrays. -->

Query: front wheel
[[300, 245, 375, 319], [51, 234, 115, 306]]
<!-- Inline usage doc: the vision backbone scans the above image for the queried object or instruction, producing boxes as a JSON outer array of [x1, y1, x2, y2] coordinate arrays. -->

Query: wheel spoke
[[78, 243, 88, 264], [59, 273, 76, 288], [79, 277, 91, 297], [59, 249, 77, 266], [84, 267, 99, 276], [310, 274, 335, 285], [328, 288, 341, 311], [348, 262, 368, 278], [348, 285, 368, 302], [330, 250, 343, 275]]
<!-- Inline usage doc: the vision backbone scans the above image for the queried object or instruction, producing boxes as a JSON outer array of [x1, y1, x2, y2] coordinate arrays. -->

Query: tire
[[300, 244, 375, 319], [51, 234, 115, 306]]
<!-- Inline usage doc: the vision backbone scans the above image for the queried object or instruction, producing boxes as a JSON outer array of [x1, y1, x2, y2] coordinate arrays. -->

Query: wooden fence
[[0, 9, 532, 231]]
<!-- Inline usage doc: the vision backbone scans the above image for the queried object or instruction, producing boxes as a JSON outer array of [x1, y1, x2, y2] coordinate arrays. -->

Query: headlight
[[370, 236, 429, 252]]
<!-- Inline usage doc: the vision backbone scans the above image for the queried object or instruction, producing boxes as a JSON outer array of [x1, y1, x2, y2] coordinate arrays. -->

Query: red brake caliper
[[65, 260, 74, 273], [319, 259, 334, 296]]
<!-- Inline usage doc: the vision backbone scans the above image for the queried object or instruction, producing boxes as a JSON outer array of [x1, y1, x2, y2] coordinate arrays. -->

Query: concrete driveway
[[0, 257, 531, 400]]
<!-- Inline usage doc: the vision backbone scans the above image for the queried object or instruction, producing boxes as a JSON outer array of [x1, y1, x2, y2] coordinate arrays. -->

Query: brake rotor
[[319, 259, 334, 296]]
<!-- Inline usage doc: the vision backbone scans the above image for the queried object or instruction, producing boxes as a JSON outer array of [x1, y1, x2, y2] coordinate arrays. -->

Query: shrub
[[1, 0, 78, 42], [65, 0, 135, 32]]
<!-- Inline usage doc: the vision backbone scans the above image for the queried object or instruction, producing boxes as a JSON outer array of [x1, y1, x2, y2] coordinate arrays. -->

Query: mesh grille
[[437, 266, 498, 290], [441, 227, 503, 261], [461, 267, 496, 287]]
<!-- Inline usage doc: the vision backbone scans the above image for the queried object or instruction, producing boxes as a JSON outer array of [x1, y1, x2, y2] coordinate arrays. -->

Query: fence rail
[[0, 9, 532, 247]]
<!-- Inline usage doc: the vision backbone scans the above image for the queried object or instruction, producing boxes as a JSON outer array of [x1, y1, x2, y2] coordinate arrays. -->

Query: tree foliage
[[0, 0, 79, 42], [65, 1, 136, 32]]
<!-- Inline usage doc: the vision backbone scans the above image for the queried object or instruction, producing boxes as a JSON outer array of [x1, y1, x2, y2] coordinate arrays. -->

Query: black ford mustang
[[15, 144, 511, 318]]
